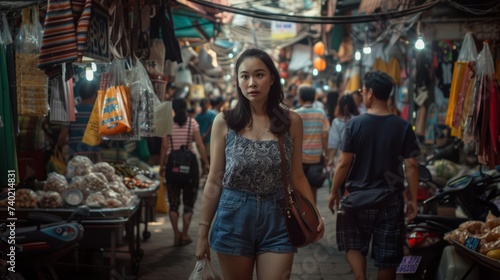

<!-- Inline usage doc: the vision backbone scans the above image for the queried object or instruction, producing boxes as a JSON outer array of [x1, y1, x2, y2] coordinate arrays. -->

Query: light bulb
[[85, 66, 94, 81], [312, 68, 319, 76], [355, 50, 361, 61], [415, 37, 425, 50], [335, 63, 342, 72], [363, 45, 371, 54]]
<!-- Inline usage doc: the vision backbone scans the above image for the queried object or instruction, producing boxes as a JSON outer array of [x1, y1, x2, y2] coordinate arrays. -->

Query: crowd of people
[[55, 47, 419, 280]]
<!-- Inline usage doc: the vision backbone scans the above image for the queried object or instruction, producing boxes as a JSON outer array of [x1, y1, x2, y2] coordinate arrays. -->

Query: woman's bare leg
[[256, 252, 294, 280], [217, 253, 255, 280]]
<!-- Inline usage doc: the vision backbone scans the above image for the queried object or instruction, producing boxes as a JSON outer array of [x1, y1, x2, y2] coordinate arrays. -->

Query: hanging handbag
[[278, 135, 321, 248]]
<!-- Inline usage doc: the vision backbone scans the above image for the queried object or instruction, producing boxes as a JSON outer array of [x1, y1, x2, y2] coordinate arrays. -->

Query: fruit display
[[445, 212, 500, 260]]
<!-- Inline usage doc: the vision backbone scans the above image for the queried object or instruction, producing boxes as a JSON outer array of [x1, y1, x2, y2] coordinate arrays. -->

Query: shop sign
[[271, 21, 296, 40], [85, 1, 110, 61]]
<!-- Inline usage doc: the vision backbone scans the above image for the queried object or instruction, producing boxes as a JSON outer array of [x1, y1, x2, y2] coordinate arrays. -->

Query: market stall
[[0, 154, 160, 277], [5, 197, 143, 275]]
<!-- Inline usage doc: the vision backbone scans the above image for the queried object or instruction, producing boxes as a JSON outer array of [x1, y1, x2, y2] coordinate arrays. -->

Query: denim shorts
[[210, 188, 297, 257]]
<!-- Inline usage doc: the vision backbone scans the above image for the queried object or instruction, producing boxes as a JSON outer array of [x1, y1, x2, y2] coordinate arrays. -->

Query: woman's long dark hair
[[223, 48, 290, 135], [338, 94, 359, 121], [326, 90, 339, 123], [172, 98, 188, 126]]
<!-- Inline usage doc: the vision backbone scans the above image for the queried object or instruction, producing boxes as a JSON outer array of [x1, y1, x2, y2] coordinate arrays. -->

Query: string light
[[85, 66, 94, 81], [335, 63, 342, 72], [415, 21, 425, 50], [415, 37, 425, 50], [363, 43, 371, 54], [355, 50, 361, 61]]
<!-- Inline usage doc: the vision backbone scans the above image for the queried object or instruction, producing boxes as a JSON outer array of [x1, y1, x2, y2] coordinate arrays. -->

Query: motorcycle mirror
[[418, 164, 432, 182]]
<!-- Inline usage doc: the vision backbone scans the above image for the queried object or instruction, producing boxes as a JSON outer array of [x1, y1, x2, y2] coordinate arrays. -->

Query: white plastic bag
[[188, 258, 222, 280]]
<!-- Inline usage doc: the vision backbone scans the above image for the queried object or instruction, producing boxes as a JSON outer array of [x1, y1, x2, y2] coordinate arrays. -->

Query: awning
[[171, 2, 216, 40]]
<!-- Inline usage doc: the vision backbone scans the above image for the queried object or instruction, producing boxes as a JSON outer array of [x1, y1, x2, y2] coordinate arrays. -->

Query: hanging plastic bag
[[188, 258, 222, 280], [82, 98, 101, 146], [105, 59, 141, 141], [445, 32, 478, 137], [129, 59, 162, 137], [153, 101, 173, 137], [15, 6, 48, 116], [97, 85, 132, 135]]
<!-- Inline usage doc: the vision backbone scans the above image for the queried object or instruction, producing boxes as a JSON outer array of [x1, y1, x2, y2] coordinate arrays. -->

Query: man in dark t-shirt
[[328, 71, 420, 280]]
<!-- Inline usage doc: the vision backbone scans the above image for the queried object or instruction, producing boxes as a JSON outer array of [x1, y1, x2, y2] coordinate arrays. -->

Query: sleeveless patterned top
[[222, 129, 292, 194]]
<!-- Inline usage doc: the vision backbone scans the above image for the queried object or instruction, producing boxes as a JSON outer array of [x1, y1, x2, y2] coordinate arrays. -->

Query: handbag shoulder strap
[[168, 117, 192, 150], [186, 117, 192, 146], [278, 135, 290, 196]]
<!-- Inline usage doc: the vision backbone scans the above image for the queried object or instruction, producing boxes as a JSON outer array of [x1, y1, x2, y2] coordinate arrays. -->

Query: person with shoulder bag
[[195, 48, 324, 280], [160, 98, 209, 246], [328, 71, 420, 280]]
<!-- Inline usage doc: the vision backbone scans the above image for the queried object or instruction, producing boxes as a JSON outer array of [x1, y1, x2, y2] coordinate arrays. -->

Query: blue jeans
[[210, 188, 296, 256]]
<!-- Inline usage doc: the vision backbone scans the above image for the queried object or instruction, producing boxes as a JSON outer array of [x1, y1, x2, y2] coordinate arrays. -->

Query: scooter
[[416, 163, 447, 214], [399, 166, 500, 280], [0, 205, 90, 279]]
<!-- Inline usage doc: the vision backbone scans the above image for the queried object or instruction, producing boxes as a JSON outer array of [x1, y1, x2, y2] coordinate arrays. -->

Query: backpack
[[164, 119, 198, 184]]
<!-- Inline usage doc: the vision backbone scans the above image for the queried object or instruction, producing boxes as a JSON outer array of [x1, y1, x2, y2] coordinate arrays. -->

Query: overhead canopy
[[171, 2, 216, 41]]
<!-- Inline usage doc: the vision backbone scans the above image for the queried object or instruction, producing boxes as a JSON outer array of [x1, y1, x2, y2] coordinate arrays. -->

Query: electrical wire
[[447, 0, 500, 16], [187, 0, 443, 24]]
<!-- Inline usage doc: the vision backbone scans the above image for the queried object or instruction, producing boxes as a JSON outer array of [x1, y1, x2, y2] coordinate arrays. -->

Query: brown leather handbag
[[278, 135, 321, 248]]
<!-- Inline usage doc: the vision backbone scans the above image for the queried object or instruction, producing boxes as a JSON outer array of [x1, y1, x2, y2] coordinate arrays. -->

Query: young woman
[[327, 94, 359, 168], [160, 98, 210, 246], [195, 48, 324, 279]]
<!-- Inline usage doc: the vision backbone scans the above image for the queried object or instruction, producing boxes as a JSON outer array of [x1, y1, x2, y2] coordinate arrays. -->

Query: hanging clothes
[[150, 0, 182, 64], [445, 33, 478, 138], [372, 56, 402, 85], [451, 61, 476, 139], [473, 42, 499, 168], [0, 43, 18, 186]]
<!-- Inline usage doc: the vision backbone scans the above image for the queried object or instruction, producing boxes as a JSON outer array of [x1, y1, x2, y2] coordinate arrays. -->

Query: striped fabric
[[295, 105, 330, 164], [38, 0, 93, 69], [166, 118, 200, 156], [38, 0, 77, 69], [75, 0, 92, 60]]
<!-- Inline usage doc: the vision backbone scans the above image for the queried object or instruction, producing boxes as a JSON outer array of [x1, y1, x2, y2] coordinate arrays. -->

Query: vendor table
[[5, 197, 143, 276], [133, 181, 159, 241], [450, 239, 500, 275]]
